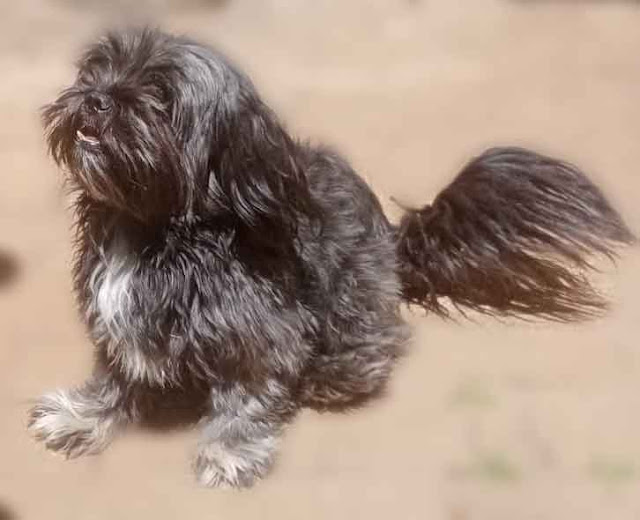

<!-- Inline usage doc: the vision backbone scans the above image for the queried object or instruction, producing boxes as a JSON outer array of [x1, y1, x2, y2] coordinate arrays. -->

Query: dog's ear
[[205, 93, 319, 242]]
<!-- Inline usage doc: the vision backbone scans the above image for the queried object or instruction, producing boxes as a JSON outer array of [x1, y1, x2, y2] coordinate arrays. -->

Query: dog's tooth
[[76, 129, 99, 145]]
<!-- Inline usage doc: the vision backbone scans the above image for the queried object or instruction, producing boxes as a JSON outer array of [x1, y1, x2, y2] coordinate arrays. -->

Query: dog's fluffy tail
[[396, 147, 635, 321]]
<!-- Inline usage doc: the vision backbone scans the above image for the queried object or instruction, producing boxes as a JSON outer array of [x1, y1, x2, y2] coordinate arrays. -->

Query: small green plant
[[589, 455, 638, 485], [449, 378, 495, 409], [450, 452, 521, 483]]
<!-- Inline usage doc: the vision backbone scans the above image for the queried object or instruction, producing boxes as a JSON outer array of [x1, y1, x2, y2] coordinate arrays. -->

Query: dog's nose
[[85, 92, 113, 113]]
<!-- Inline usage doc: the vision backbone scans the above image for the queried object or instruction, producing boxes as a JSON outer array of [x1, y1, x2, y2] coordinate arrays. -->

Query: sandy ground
[[1, 1, 639, 519]]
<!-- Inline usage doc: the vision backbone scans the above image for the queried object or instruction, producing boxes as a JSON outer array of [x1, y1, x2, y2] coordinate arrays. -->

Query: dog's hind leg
[[299, 215, 409, 412], [300, 313, 408, 412]]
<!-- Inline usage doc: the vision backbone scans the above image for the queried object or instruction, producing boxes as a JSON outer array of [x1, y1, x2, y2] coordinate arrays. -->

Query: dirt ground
[[1, 1, 639, 519]]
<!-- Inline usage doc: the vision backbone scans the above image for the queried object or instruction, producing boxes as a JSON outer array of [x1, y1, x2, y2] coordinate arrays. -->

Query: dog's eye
[[76, 66, 101, 86], [156, 84, 173, 108], [76, 70, 94, 87], [143, 72, 173, 105], [141, 84, 173, 112], [76, 54, 111, 86]]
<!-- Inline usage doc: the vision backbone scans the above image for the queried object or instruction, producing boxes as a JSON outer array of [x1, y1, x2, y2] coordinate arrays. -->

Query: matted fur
[[28, 28, 633, 487]]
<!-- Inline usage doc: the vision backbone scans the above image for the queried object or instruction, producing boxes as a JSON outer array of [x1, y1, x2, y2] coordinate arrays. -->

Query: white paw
[[28, 391, 114, 459], [193, 437, 277, 489]]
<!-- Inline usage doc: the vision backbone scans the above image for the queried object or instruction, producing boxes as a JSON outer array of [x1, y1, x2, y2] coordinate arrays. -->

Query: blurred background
[[1, 0, 639, 519]]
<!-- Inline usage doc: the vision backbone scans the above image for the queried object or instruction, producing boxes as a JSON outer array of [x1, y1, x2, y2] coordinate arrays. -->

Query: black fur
[[398, 147, 635, 320], [28, 28, 633, 488]]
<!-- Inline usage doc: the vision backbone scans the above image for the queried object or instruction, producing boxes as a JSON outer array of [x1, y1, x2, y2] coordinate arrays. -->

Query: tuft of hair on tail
[[396, 147, 635, 321]]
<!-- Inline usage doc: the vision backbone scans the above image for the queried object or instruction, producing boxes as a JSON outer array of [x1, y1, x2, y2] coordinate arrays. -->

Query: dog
[[28, 28, 634, 488]]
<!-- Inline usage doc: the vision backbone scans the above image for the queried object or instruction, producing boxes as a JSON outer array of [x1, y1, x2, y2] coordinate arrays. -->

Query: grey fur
[[29, 375, 127, 458], [28, 28, 632, 488]]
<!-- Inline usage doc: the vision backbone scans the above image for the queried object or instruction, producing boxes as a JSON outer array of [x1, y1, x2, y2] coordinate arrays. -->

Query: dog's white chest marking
[[87, 236, 173, 385], [89, 234, 136, 342]]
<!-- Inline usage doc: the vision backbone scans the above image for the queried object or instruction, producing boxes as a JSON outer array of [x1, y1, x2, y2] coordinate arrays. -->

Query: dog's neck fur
[[77, 196, 197, 254], [76, 198, 187, 384]]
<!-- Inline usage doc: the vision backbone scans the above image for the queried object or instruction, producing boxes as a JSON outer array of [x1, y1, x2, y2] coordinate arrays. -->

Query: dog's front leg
[[194, 380, 298, 489], [28, 370, 131, 458]]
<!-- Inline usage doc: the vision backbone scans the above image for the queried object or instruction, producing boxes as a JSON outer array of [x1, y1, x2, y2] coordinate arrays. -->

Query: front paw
[[27, 391, 114, 459], [193, 437, 277, 489]]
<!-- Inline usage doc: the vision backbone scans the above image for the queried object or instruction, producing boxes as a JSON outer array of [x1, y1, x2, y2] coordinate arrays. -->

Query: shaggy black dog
[[28, 28, 634, 488]]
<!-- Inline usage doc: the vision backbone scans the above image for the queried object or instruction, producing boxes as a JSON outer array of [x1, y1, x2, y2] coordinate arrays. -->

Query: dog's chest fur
[[80, 218, 313, 389], [90, 234, 135, 337], [86, 232, 163, 383]]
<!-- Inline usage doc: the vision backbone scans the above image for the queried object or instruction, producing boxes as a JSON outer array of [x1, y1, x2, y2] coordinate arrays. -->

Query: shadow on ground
[[136, 384, 210, 433], [0, 250, 19, 288], [0, 501, 17, 520]]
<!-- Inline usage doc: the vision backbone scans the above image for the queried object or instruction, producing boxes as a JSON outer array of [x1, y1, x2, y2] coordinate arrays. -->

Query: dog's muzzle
[[75, 92, 113, 147]]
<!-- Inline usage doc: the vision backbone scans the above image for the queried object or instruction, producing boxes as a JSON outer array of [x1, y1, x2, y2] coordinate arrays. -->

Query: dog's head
[[44, 28, 315, 232]]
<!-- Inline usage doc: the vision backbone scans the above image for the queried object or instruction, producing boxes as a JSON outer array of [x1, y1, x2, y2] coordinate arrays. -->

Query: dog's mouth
[[76, 126, 100, 146]]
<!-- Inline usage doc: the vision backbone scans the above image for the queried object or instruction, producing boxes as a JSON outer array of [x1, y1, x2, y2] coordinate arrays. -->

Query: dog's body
[[29, 29, 633, 488]]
